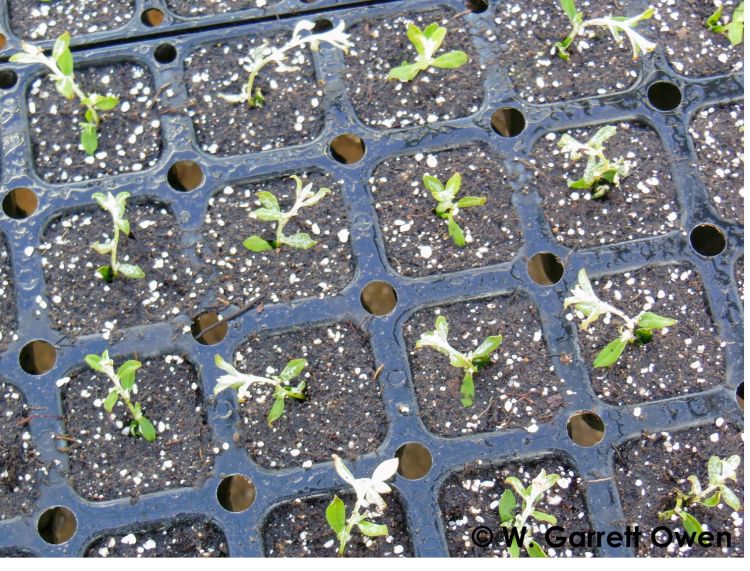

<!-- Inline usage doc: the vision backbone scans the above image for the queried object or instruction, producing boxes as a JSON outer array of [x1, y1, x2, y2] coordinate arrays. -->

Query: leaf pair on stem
[[423, 172, 486, 246], [91, 191, 145, 282], [387, 22, 468, 82]]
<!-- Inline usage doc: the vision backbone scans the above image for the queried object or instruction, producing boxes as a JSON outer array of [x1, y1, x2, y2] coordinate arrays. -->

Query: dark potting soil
[[573, 263, 725, 406], [185, 31, 324, 156], [439, 455, 592, 557], [403, 293, 565, 438], [7, 0, 135, 41], [653, 0, 744, 77], [735, 256, 743, 302], [0, 234, 18, 352], [166, 0, 280, 17], [232, 321, 387, 469], [0, 382, 45, 521], [370, 143, 522, 277], [60, 354, 215, 501], [85, 517, 228, 557], [28, 62, 162, 184], [614, 421, 744, 557], [343, 8, 485, 129], [689, 103, 744, 226], [40, 199, 203, 340], [529, 122, 680, 249], [196, 172, 354, 308], [494, 0, 647, 104], [263, 490, 413, 556]]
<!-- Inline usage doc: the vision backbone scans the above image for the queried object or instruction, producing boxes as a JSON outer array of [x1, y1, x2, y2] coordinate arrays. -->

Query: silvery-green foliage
[[91, 191, 145, 282], [213, 355, 307, 426], [564, 269, 677, 368], [84, 350, 156, 442], [387, 22, 468, 82], [415, 316, 502, 408], [10, 32, 119, 155], [423, 173, 486, 247], [326, 454, 399, 556], [220, 20, 353, 107]]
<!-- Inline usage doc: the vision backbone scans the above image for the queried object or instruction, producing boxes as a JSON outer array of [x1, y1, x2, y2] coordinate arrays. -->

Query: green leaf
[[532, 510, 557, 525], [526, 539, 548, 558], [91, 241, 113, 255], [460, 371, 474, 408], [447, 218, 465, 247], [94, 95, 119, 111], [283, 232, 317, 250], [720, 485, 741, 511], [445, 172, 462, 196], [56, 49, 74, 77], [52, 32, 71, 61], [593, 337, 628, 368], [387, 62, 423, 82], [456, 196, 486, 208], [9, 53, 42, 65], [406, 24, 427, 56], [471, 335, 502, 361], [85, 354, 103, 371], [498, 489, 517, 523], [117, 360, 141, 391], [267, 396, 286, 426], [326, 496, 346, 535], [357, 520, 388, 537], [103, 390, 119, 413], [256, 191, 280, 212], [560, 0, 579, 23], [80, 124, 98, 155], [243, 235, 273, 252], [138, 416, 156, 442], [55, 76, 75, 99], [700, 491, 721, 508], [431, 50, 468, 69], [633, 328, 653, 345], [96, 265, 114, 282], [279, 359, 307, 382], [706, 4, 724, 30], [116, 218, 130, 235], [507, 538, 520, 558], [423, 174, 444, 195], [636, 312, 677, 330], [679, 511, 703, 537], [251, 208, 283, 222], [118, 263, 145, 279]]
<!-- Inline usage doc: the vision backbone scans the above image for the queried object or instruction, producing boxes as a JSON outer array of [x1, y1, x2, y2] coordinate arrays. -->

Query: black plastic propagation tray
[[0, 0, 744, 557]]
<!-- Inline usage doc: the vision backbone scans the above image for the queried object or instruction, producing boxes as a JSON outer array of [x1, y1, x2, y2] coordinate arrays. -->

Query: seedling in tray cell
[[10, 32, 120, 155], [242, 175, 331, 253], [553, 0, 657, 61], [387, 22, 468, 82], [557, 126, 632, 199], [706, 2, 745, 46], [85, 351, 156, 442], [499, 469, 561, 557], [658, 455, 742, 537], [415, 315, 502, 408], [213, 355, 307, 426], [326, 454, 400, 556], [219, 19, 353, 107], [423, 172, 486, 246], [564, 269, 677, 368], [90, 191, 145, 282]]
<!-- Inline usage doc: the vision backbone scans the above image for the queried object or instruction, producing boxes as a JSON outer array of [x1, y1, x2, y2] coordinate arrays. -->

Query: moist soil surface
[[7, 0, 135, 40], [197, 172, 354, 308], [573, 263, 725, 406], [167, 0, 280, 17], [689, 103, 744, 226], [263, 490, 412, 556], [0, 382, 44, 521], [40, 199, 202, 340], [60, 354, 215, 501], [371, 144, 522, 277], [494, 0, 647, 104], [0, 235, 17, 351], [232, 322, 387, 469], [185, 31, 324, 156], [440, 455, 592, 557], [403, 293, 565, 438], [28, 62, 162, 183], [614, 421, 744, 557], [85, 517, 228, 557], [529, 122, 680, 249], [343, 8, 485, 129], [653, 0, 744, 77]]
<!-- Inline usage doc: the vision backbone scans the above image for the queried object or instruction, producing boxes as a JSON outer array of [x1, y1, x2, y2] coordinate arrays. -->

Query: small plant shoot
[[658, 455, 742, 537], [220, 20, 353, 107], [706, 2, 745, 46], [243, 175, 331, 253], [213, 355, 307, 426], [423, 173, 486, 247], [387, 22, 468, 82], [10, 32, 119, 155], [499, 469, 561, 557], [564, 269, 678, 368], [554, 0, 657, 61], [90, 191, 145, 282], [326, 454, 399, 556], [415, 316, 502, 407], [557, 126, 632, 198], [85, 351, 156, 442]]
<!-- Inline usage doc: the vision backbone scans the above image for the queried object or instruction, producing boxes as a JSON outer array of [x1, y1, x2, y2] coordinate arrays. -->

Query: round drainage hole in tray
[[567, 411, 605, 447], [3, 187, 38, 219], [217, 475, 256, 512], [395, 443, 432, 480], [360, 281, 398, 315], [527, 252, 564, 285]]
